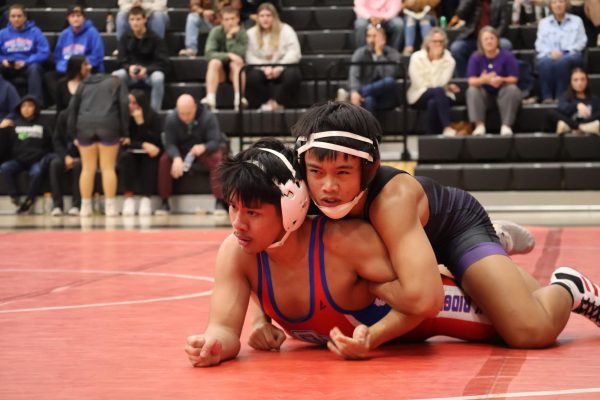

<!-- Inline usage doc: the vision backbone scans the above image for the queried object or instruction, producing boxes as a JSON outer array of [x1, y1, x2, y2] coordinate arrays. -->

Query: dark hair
[[219, 138, 294, 209], [129, 88, 152, 117], [128, 6, 146, 18], [65, 54, 87, 81], [221, 6, 240, 17], [8, 4, 27, 18], [564, 67, 591, 100], [291, 101, 381, 162]]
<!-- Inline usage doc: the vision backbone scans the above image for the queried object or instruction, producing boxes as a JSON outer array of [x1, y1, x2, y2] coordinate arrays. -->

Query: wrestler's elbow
[[402, 285, 443, 318]]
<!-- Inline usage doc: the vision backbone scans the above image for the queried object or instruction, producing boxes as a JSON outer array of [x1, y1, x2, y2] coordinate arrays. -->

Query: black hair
[[129, 88, 152, 117], [65, 54, 87, 81], [564, 67, 591, 101], [291, 101, 382, 163], [219, 138, 295, 209]]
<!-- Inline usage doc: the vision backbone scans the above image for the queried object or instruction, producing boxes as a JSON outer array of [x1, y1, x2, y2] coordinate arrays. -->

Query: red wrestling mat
[[0, 227, 599, 400]]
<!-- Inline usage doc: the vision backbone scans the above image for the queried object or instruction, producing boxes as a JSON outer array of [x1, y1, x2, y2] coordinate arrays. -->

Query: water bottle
[[439, 16, 447, 29], [106, 13, 115, 34], [183, 151, 195, 172]]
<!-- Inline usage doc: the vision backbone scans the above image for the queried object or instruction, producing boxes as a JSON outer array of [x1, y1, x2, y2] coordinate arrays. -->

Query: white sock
[[206, 93, 216, 103]]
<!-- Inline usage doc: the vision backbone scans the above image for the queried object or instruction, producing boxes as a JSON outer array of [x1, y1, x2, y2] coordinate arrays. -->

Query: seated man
[[0, 4, 49, 106], [113, 6, 169, 111], [54, 5, 105, 75], [184, 140, 598, 367], [116, 0, 169, 40], [157, 94, 226, 215]]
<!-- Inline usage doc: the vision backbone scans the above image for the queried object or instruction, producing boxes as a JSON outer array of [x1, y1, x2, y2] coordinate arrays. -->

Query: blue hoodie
[[54, 19, 105, 74], [0, 20, 49, 65]]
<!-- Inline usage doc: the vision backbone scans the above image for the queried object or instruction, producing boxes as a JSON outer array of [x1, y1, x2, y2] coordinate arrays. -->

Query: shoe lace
[[576, 297, 600, 325]]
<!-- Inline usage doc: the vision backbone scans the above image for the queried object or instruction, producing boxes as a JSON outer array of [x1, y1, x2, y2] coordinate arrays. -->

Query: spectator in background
[[466, 26, 521, 136], [245, 2, 301, 111], [402, 0, 438, 56], [0, 96, 54, 214], [570, 0, 598, 47], [54, 5, 105, 76], [353, 0, 403, 51], [535, 0, 586, 104], [339, 24, 400, 113], [157, 94, 226, 216], [547, 67, 600, 134], [0, 4, 49, 106], [68, 74, 129, 217], [0, 74, 20, 128], [407, 27, 460, 136], [179, 0, 223, 57], [48, 56, 91, 217], [240, 0, 281, 26], [201, 6, 248, 111], [118, 89, 163, 216], [116, 0, 169, 40], [449, 0, 512, 78], [113, 6, 169, 111]]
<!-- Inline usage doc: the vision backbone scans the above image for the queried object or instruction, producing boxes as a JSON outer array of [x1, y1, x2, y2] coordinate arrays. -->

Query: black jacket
[[117, 29, 169, 75], [455, 0, 509, 40], [8, 96, 52, 165], [163, 104, 222, 159]]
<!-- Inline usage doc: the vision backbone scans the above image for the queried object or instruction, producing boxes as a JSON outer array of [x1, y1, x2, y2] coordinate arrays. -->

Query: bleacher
[[3, 0, 600, 198]]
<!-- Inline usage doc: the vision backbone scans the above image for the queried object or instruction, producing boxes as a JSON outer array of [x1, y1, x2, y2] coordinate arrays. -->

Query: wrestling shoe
[[493, 220, 535, 255], [551, 266, 600, 326]]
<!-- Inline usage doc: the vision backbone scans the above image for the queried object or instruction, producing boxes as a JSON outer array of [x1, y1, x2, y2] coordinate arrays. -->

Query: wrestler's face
[[304, 150, 362, 213], [229, 197, 284, 253]]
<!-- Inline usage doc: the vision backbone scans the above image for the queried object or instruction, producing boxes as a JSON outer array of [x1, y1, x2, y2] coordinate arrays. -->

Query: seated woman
[[535, 0, 587, 104], [118, 89, 164, 216], [466, 26, 521, 136], [546, 67, 600, 134], [407, 27, 460, 136], [244, 2, 301, 111]]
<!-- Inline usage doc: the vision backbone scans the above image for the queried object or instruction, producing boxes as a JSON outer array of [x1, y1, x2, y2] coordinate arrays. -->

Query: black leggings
[[117, 151, 159, 197], [245, 67, 302, 108]]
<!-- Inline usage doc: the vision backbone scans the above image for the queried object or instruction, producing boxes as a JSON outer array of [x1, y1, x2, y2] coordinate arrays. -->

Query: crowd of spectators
[[0, 0, 599, 216]]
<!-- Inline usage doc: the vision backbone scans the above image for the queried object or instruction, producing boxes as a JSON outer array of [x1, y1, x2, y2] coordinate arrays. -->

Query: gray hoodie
[[68, 74, 129, 138]]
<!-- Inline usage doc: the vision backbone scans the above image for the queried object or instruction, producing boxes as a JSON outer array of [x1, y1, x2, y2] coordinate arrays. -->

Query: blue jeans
[[354, 17, 404, 50], [116, 10, 169, 39], [360, 76, 398, 111], [184, 12, 214, 53], [404, 15, 435, 49], [412, 87, 452, 134], [450, 37, 513, 78], [537, 54, 583, 100], [0, 63, 45, 107], [113, 69, 164, 111], [0, 153, 56, 199]]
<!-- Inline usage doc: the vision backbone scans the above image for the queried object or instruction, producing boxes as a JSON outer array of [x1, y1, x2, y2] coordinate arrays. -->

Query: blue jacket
[[0, 20, 49, 65], [54, 19, 105, 73]]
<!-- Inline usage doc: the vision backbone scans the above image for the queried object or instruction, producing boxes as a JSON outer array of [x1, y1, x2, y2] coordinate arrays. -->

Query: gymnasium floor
[[1, 212, 599, 400]]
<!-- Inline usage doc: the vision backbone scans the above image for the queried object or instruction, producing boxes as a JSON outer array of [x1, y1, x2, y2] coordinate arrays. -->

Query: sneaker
[[214, 199, 229, 217], [138, 196, 152, 216], [122, 197, 136, 216], [500, 125, 513, 136], [178, 48, 196, 57], [472, 124, 486, 136], [493, 220, 535, 255], [67, 206, 80, 216], [551, 266, 600, 326], [50, 207, 63, 217], [200, 96, 216, 112], [154, 199, 171, 215], [234, 97, 248, 112], [556, 120, 571, 135], [80, 202, 93, 217], [442, 127, 457, 137], [336, 88, 349, 102], [579, 120, 600, 135], [105, 198, 118, 217], [17, 197, 34, 215]]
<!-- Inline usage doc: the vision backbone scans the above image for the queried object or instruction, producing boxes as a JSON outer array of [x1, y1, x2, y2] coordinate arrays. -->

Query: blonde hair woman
[[407, 27, 460, 135], [245, 2, 302, 111]]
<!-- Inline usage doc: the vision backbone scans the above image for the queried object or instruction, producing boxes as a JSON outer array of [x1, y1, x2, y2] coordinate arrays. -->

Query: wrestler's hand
[[327, 325, 371, 360], [185, 334, 223, 367], [248, 321, 286, 351]]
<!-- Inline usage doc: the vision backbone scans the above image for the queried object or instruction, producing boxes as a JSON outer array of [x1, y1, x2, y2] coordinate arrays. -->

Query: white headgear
[[250, 148, 310, 248]]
